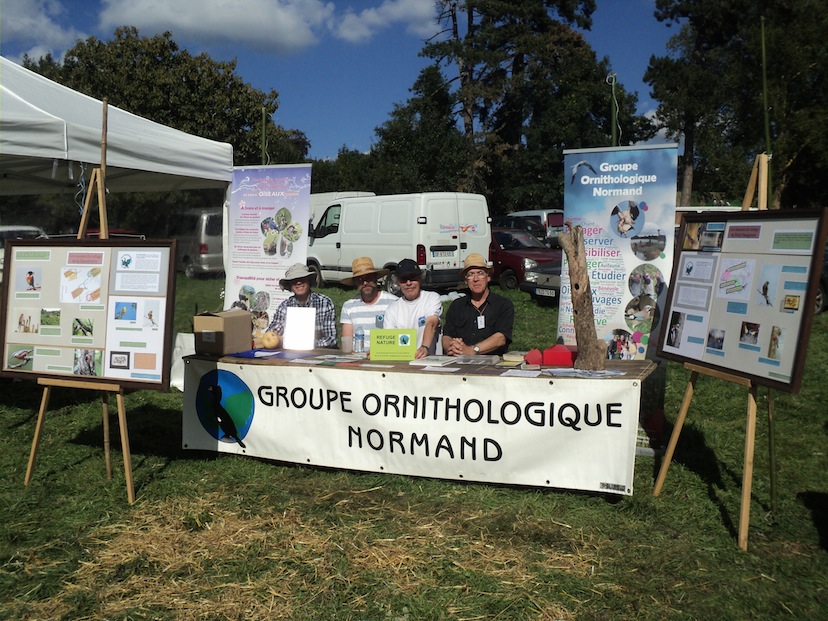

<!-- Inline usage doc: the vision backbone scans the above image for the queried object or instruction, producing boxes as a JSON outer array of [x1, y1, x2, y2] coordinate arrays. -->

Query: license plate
[[536, 288, 556, 298], [432, 251, 454, 258]]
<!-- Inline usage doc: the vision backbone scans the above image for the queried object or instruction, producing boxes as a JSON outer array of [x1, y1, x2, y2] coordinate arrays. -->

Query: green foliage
[[647, 0, 828, 208], [23, 27, 308, 166]]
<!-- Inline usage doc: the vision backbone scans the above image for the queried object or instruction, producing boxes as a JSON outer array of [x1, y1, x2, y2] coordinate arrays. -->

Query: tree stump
[[560, 222, 606, 370]]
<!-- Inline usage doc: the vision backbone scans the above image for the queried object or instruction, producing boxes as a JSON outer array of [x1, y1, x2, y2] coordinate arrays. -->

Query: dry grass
[[15, 487, 599, 620]]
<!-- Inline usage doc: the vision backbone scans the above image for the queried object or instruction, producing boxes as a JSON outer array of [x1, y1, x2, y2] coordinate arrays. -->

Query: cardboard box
[[193, 309, 252, 355]]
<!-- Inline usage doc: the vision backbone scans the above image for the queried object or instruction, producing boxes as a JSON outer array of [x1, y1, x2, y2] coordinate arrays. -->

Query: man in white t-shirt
[[384, 258, 442, 359], [340, 257, 398, 351]]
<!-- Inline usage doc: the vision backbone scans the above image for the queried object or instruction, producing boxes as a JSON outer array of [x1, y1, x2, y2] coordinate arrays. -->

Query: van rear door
[[422, 195, 462, 282], [457, 194, 491, 263], [422, 194, 490, 286]]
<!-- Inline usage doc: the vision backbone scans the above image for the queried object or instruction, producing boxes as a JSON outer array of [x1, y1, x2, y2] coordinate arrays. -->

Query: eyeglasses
[[398, 276, 420, 284], [355, 275, 377, 285], [465, 270, 488, 280]]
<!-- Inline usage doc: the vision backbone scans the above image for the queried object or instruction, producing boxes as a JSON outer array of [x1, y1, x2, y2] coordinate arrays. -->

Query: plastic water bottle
[[353, 325, 365, 353]]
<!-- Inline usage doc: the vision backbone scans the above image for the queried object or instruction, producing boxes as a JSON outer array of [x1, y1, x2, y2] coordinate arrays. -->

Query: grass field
[[1, 275, 826, 620]]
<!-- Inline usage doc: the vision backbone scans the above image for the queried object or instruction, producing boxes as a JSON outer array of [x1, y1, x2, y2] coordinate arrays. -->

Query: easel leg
[[116, 390, 135, 504], [738, 384, 758, 551], [654, 370, 698, 496], [24, 386, 52, 486], [102, 392, 112, 480], [767, 389, 777, 516]]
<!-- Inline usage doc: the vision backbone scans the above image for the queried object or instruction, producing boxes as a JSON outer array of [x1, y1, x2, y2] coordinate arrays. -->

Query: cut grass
[[1, 277, 826, 620]]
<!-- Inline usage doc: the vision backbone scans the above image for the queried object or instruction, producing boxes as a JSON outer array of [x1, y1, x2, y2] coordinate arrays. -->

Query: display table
[[182, 352, 655, 495]]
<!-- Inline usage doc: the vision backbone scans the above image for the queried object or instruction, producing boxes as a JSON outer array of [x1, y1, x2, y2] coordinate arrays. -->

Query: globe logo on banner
[[195, 369, 255, 449]]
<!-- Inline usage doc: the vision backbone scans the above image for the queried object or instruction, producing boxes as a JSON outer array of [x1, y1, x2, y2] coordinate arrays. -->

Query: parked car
[[490, 215, 548, 245], [489, 227, 561, 290], [169, 208, 224, 278], [509, 209, 565, 247], [816, 241, 828, 314], [0, 225, 48, 287], [520, 261, 562, 305]]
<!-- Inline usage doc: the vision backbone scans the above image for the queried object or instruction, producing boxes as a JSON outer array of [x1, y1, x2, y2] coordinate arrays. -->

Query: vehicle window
[[510, 231, 546, 248], [317, 205, 341, 237], [206, 214, 223, 237]]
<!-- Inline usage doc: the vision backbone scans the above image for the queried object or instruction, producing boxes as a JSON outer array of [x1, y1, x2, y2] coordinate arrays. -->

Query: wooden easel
[[653, 364, 760, 550], [654, 154, 776, 551], [24, 99, 135, 503], [25, 378, 134, 503]]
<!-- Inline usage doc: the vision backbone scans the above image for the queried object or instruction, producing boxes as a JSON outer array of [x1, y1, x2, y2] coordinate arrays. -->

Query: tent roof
[[0, 55, 234, 195]]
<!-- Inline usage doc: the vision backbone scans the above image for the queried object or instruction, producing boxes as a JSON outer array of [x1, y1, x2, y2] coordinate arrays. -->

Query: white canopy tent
[[0, 55, 233, 195]]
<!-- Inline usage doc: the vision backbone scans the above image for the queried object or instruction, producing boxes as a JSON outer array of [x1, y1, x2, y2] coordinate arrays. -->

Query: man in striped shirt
[[340, 257, 398, 352]]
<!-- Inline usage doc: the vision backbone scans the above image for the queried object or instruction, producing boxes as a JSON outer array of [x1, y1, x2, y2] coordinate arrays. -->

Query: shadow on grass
[[655, 421, 743, 539], [68, 402, 219, 495], [797, 492, 828, 551]]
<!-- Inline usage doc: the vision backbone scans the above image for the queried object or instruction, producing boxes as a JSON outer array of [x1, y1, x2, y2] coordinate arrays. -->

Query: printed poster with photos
[[1, 240, 176, 390], [223, 164, 312, 342], [558, 144, 678, 360], [658, 210, 827, 393]]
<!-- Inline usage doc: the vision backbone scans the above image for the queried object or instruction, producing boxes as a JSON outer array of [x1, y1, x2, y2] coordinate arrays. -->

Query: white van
[[308, 192, 491, 291]]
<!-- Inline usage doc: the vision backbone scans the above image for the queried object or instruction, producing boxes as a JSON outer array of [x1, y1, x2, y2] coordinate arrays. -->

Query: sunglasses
[[355, 275, 378, 285]]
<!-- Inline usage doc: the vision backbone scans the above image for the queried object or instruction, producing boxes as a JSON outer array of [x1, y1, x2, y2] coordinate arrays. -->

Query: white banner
[[183, 361, 643, 495]]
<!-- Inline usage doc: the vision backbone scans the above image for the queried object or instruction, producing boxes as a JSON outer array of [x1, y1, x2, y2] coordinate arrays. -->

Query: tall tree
[[420, 0, 653, 211], [370, 65, 476, 194], [646, 0, 828, 208]]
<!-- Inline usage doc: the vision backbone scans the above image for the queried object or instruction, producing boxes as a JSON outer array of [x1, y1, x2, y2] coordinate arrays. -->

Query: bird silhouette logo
[[195, 369, 255, 449], [570, 159, 596, 185], [207, 385, 246, 448]]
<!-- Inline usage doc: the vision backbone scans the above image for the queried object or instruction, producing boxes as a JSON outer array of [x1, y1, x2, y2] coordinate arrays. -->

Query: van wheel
[[385, 272, 401, 296], [308, 263, 324, 288], [499, 269, 518, 290], [185, 262, 198, 279]]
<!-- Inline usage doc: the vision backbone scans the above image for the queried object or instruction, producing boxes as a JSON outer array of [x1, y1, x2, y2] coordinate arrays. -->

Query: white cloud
[[99, 0, 335, 54], [0, 0, 88, 62], [333, 0, 435, 43], [0, 0, 438, 61]]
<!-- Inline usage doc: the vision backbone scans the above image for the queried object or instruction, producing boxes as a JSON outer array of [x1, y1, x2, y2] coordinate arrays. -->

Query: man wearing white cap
[[442, 253, 514, 356], [340, 257, 398, 351], [267, 263, 337, 348]]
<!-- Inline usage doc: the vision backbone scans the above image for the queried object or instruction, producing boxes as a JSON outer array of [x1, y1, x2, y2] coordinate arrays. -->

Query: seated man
[[268, 263, 337, 348], [384, 259, 442, 359], [442, 253, 514, 356], [340, 257, 398, 351]]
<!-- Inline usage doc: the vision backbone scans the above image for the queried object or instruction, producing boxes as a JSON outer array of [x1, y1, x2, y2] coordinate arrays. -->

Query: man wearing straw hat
[[442, 253, 514, 356], [267, 263, 337, 348], [340, 257, 397, 352]]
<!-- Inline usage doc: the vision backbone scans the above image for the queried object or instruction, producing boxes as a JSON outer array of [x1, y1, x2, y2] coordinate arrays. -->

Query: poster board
[[559, 145, 678, 360], [657, 209, 827, 393], [0, 239, 177, 390]]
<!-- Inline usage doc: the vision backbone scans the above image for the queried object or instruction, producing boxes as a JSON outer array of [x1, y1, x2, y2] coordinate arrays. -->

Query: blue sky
[[1, 0, 678, 160]]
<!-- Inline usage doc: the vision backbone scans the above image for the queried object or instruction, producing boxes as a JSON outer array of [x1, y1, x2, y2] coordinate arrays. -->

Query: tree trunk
[[559, 223, 606, 370], [680, 122, 695, 206]]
